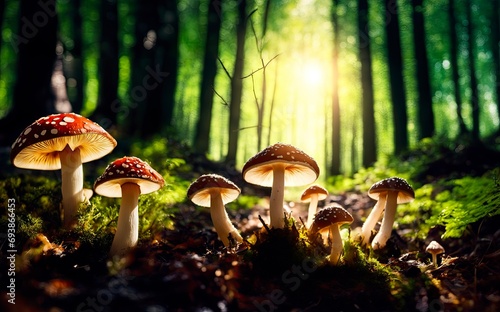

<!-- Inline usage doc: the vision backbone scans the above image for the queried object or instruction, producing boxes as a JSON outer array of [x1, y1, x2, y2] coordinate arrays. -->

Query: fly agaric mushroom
[[94, 156, 164, 257], [10, 113, 117, 229], [309, 204, 353, 265], [187, 174, 243, 247], [242, 142, 320, 228], [301, 184, 329, 228], [426, 241, 445, 268], [366, 177, 415, 250]]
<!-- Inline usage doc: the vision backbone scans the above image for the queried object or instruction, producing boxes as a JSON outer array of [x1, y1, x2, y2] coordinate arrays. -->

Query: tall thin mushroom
[[301, 185, 329, 228], [94, 156, 164, 257], [368, 177, 415, 250], [11, 113, 117, 229], [242, 143, 320, 228], [187, 174, 243, 247]]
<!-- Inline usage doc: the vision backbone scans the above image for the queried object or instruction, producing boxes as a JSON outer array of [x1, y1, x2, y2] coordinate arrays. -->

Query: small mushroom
[[363, 177, 415, 250], [309, 204, 353, 265], [426, 241, 445, 268], [187, 174, 243, 247], [242, 142, 320, 228], [94, 156, 164, 257], [301, 185, 329, 228], [10, 113, 117, 229]]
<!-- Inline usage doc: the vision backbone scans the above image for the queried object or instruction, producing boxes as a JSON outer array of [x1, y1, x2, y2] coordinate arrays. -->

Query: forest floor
[[1, 145, 500, 312]]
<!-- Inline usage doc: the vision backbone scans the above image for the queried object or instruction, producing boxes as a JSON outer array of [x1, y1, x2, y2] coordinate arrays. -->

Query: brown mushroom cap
[[426, 241, 445, 255], [301, 185, 328, 202], [242, 142, 320, 187], [368, 177, 415, 204], [309, 204, 353, 233], [187, 174, 241, 207], [94, 156, 165, 198], [11, 113, 117, 170]]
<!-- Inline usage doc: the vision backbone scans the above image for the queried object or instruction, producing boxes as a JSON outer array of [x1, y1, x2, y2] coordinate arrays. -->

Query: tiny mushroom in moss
[[426, 241, 445, 268], [301, 184, 329, 228], [309, 204, 353, 265], [242, 142, 320, 228], [187, 174, 243, 247], [361, 177, 415, 250], [10, 113, 117, 229], [94, 156, 164, 258]]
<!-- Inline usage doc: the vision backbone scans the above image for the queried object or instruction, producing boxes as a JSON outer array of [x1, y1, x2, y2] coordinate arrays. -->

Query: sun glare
[[302, 62, 324, 86]]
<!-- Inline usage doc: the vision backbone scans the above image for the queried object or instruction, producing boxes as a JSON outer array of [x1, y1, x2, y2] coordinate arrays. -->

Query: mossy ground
[[1, 139, 499, 311]]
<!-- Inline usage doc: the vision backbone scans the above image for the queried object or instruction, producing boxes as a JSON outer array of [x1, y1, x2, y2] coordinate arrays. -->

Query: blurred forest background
[[0, 0, 499, 177]]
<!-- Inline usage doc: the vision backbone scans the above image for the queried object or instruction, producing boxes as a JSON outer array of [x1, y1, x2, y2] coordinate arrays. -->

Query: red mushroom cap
[[301, 184, 329, 202], [368, 177, 415, 204], [94, 156, 165, 198], [187, 174, 241, 207], [10, 113, 117, 170], [242, 142, 320, 187]]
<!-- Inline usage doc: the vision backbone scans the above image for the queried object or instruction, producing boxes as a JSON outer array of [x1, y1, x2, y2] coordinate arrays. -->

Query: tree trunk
[[330, 0, 341, 175], [412, 0, 435, 140], [358, 0, 377, 168], [0, 0, 58, 146], [193, 0, 222, 155], [384, 0, 408, 154], [448, 0, 468, 135], [491, 0, 500, 134], [139, 0, 179, 137], [226, 0, 247, 164], [466, 0, 480, 143], [124, 0, 157, 136], [65, 0, 83, 113], [91, 0, 119, 129]]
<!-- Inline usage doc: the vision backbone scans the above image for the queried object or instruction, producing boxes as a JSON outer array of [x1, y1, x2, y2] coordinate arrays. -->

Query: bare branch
[[213, 87, 229, 106], [217, 57, 232, 80], [241, 53, 280, 79]]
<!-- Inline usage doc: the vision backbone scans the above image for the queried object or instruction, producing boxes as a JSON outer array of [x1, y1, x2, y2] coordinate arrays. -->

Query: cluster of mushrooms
[[11, 113, 165, 257], [187, 142, 445, 267], [11, 115, 445, 267]]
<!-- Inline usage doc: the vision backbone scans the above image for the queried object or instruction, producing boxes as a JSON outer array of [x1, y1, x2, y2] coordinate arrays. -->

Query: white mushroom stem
[[269, 163, 286, 228], [360, 195, 386, 246], [305, 194, 319, 228], [109, 183, 140, 257], [431, 253, 438, 268], [329, 224, 343, 265], [371, 190, 398, 250], [60, 144, 84, 229], [210, 191, 243, 247]]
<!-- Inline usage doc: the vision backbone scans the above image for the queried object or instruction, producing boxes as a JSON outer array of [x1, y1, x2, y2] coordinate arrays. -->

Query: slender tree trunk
[[91, 0, 119, 129], [0, 0, 58, 146], [267, 60, 278, 147], [65, 0, 83, 113], [226, 0, 247, 164], [358, 0, 377, 168], [448, 0, 468, 135], [330, 0, 341, 175], [384, 0, 408, 154], [139, 0, 179, 137], [125, 0, 157, 136], [466, 0, 480, 143], [193, 0, 222, 155], [412, 0, 435, 140], [491, 0, 500, 134], [160, 0, 179, 130], [0, 0, 5, 79]]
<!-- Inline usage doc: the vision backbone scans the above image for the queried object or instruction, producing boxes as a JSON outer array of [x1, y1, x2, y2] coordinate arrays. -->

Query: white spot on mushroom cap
[[51, 129, 58, 135], [63, 116, 75, 123], [24, 127, 32, 135]]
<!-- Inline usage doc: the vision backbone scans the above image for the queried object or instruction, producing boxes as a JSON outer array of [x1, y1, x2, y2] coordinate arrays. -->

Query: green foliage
[[427, 170, 500, 238]]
